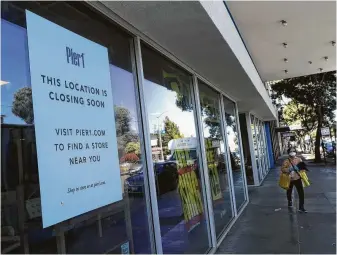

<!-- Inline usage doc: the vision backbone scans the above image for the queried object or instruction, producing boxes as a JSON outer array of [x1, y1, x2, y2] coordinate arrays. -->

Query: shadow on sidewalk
[[216, 156, 336, 254]]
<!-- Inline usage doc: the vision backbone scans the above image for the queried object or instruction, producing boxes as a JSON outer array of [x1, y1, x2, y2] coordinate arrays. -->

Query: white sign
[[26, 11, 122, 227], [211, 140, 220, 148], [321, 127, 330, 136], [168, 137, 198, 150], [282, 132, 295, 138], [151, 139, 158, 147], [289, 124, 302, 130]]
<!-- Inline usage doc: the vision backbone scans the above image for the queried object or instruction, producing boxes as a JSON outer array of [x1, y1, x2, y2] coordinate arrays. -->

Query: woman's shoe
[[298, 207, 308, 213]]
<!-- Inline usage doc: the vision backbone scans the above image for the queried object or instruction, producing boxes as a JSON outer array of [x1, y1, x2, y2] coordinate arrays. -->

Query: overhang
[[92, 1, 277, 120], [226, 1, 336, 82]]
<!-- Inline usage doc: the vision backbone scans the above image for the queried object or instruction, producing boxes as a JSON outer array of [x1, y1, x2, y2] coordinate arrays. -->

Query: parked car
[[323, 142, 335, 158], [124, 161, 178, 196], [128, 160, 142, 175]]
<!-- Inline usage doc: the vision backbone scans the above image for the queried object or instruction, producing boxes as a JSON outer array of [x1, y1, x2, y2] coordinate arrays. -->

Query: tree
[[201, 99, 221, 139], [120, 153, 139, 163], [12, 87, 34, 124], [114, 106, 139, 157], [282, 101, 318, 152], [125, 142, 141, 155], [161, 116, 183, 155], [271, 71, 336, 162]]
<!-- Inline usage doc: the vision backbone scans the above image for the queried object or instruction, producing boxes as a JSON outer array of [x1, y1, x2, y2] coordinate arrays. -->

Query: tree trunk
[[310, 137, 314, 154], [314, 107, 322, 162]]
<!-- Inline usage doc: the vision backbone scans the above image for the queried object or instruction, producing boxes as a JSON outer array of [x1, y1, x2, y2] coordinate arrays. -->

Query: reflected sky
[[144, 79, 196, 137], [1, 18, 140, 132], [1, 19, 31, 125], [2, 17, 238, 147]]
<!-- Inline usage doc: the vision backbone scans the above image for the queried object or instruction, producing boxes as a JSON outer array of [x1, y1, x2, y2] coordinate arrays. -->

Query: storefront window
[[222, 97, 246, 210], [262, 124, 270, 169], [198, 80, 234, 237], [259, 121, 268, 176], [251, 116, 262, 182], [1, 2, 152, 254], [257, 118, 264, 179], [239, 114, 254, 185], [141, 45, 211, 254], [256, 119, 266, 178]]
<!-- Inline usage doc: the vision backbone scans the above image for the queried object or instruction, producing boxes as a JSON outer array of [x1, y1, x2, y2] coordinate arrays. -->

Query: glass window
[[239, 114, 254, 185], [1, 2, 152, 254], [222, 97, 246, 210], [260, 122, 268, 175], [141, 45, 211, 254], [262, 124, 270, 170], [257, 120, 267, 177], [198, 80, 234, 237], [251, 116, 262, 182], [250, 115, 259, 182]]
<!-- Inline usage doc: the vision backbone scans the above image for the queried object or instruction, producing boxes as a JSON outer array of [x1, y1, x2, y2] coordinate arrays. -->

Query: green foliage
[[114, 106, 139, 156], [12, 87, 34, 124], [201, 96, 221, 139], [161, 116, 183, 155], [272, 71, 336, 161], [125, 142, 140, 155], [283, 101, 317, 133], [272, 71, 336, 123]]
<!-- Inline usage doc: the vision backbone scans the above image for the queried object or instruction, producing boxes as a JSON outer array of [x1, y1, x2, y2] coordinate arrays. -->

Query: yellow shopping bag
[[299, 170, 310, 188], [279, 173, 290, 190]]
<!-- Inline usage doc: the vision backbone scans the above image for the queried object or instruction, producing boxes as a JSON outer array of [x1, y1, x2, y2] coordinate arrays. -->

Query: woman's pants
[[287, 179, 304, 208]]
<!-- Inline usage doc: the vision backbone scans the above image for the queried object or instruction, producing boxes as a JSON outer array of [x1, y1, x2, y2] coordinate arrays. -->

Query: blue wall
[[265, 123, 275, 168]]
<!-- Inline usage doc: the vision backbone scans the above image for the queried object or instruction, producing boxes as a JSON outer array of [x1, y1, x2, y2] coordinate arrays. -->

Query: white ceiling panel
[[226, 1, 336, 81]]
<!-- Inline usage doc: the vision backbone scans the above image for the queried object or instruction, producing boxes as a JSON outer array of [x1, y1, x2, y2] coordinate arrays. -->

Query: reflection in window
[[141, 45, 211, 254], [1, 2, 152, 254], [251, 115, 262, 182], [198, 81, 233, 237], [223, 97, 246, 211], [239, 114, 254, 185], [1, 19, 31, 125], [258, 121, 266, 176]]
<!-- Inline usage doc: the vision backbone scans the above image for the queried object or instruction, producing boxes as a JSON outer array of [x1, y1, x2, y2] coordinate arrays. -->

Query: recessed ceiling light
[[284, 58, 288, 63], [282, 42, 288, 48], [0, 80, 9, 86], [284, 70, 288, 74], [281, 20, 288, 26], [324, 56, 329, 61], [308, 61, 313, 64]]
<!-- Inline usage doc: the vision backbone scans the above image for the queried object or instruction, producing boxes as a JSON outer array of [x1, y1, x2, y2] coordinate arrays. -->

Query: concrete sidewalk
[[217, 156, 336, 254]]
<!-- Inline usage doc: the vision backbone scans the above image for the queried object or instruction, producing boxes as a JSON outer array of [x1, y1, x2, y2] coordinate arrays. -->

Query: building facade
[[3, 1, 334, 254]]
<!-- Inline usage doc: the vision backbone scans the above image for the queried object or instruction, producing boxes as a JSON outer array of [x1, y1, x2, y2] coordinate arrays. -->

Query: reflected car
[[231, 152, 241, 170], [323, 142, 335, 157], [124, 161, 178, 196], [128, 160, 142, 175]]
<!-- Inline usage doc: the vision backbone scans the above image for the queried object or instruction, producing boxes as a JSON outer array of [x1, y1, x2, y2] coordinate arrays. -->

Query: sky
[[1, 19, 31, 125], [1, 17, 239, 153]]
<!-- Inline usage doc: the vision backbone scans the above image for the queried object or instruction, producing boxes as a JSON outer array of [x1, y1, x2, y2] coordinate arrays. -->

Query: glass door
[[250, 115, 262, 182], [258, 120, 267, 177], [197, 80, 234, 238], [222, 97, 246, 211], [140, 44, 212, 254]]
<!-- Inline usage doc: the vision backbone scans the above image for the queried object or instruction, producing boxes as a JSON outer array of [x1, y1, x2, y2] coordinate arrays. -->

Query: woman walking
[[281, 148, 307, 213]]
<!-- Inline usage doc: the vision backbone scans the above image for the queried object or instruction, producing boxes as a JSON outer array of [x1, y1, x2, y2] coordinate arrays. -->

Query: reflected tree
[[12, 87, 34, 124], [162, 116, 183, 156], [125, 142, 141, 156], [114, 106, 139, 158]]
